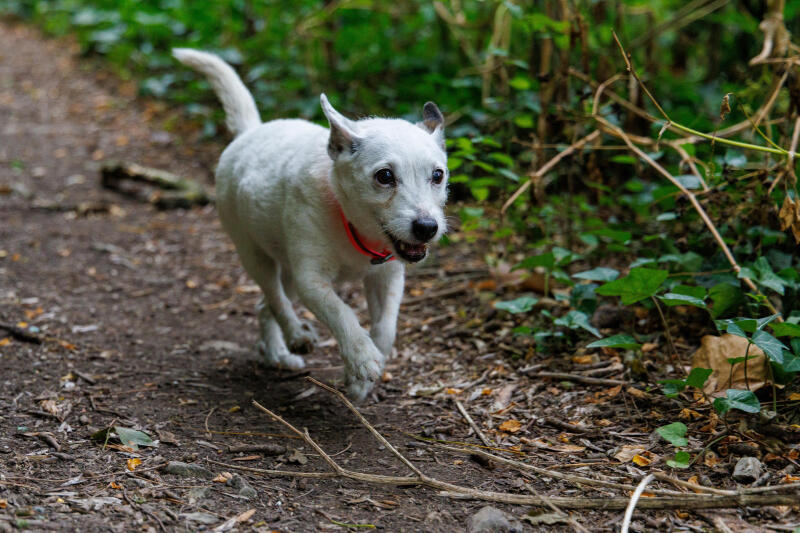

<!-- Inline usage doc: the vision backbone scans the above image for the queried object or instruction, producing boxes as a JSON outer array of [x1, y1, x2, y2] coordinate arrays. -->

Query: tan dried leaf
[[778, 196, 800, 243], [614, 444, 647, 462], [690, 334, 768, 396], [498, 419, 522, 433]]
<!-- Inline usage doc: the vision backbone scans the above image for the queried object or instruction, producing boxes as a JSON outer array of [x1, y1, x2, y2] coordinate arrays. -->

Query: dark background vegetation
[[2, 0, 799, 420]]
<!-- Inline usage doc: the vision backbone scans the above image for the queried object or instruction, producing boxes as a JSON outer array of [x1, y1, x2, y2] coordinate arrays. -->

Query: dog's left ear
[[320, 94, 361, 160], [417, 101, 445, 150]]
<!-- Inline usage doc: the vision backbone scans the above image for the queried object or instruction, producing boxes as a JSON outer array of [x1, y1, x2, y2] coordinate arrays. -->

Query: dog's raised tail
[[172, 48, 260, 136]]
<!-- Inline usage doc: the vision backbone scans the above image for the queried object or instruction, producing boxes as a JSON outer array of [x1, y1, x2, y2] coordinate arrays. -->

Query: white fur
[[174, 49, 448, 400]]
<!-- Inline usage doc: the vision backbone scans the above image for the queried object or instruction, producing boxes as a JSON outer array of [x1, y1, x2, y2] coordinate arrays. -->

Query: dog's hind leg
[[235, 242, 311, 366], [256, 296, 305, 370]]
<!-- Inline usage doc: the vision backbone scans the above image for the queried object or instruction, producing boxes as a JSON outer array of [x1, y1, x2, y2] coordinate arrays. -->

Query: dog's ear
[[417, 101, 445, 150], [320, 94, 360, 159]]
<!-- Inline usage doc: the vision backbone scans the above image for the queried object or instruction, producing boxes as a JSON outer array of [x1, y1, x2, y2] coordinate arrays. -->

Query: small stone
[[164, 461, 214, 480], [228, 474, 257, 499], [186, 487, 211, 505], [469, 506, 523, 533], [733, 456, 763, 484]]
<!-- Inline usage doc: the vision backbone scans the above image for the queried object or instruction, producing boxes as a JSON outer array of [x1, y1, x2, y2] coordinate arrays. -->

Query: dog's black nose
[[412, 217, 438, 242]]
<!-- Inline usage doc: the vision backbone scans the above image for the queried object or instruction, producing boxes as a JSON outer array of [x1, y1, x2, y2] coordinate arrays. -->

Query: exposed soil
[[1, 20, 798, 533]]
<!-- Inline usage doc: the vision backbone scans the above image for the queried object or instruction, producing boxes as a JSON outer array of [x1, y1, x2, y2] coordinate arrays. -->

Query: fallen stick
[[454, 400, 493, 447], [0, 322, 42, 344], [527, 371, 627, 386], [100, 161, 212, 209], [243, 378, 800, 510], [621, 474, 655, 533]]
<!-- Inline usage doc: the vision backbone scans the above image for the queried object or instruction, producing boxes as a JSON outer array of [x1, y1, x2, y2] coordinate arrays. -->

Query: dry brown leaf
[[126, 458, 142, 471], [0, 338, 10, 347], [0, 499, 6, 509], [212, 472, 232, 483], [704, 451, 722, 467], [679, 408, 703, 420], [572, 354, 595, 364], [614, 445, 646, 462], [236, 509, 256, 523], [779, 196, 800, 243], [498, 419, 522, 433], [789, 392, 800, 401], [687, 475, 704, 494], [632, 454, 652, 466], [691, 334, 768, 396]]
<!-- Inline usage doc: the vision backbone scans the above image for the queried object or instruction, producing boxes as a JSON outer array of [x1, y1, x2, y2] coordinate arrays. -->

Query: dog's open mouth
[[386, 233, 428, 263]]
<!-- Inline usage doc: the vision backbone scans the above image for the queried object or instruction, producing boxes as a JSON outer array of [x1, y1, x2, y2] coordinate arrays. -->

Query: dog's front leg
[[294, 267, 385, 401], [364, 261, 405, 358]]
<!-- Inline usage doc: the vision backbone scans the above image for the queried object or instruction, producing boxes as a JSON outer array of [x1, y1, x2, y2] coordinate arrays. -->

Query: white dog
[[173, 49, 448, 400]]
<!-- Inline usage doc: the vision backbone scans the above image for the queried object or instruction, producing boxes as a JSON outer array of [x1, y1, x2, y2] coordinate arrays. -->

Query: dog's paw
[[257, 340, 306, 370], [342, 339, 384, 400], [345, 376, 375, 402], [286, 320, 317, 354]]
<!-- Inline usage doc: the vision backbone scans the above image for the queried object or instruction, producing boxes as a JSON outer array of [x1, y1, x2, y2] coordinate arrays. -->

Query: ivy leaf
[[656, 422, 688, 447], [115, 427, 156, 451], [494, 296, 538, 314], [666, 451, 691, 469], [756, 314, 781, 331], [573, 267, 619, 282], [595, 268, 669, 305], [657, 292, 707, 308], [751, 330, 788, 364], [685, 368, 712, 388], [771, 322, 800, 338], [659, 379, 687, 397], [709, 283, 743, 318], [713, 389, 761, 415], [553, 310, 601, 338], [586, 334, 641, 350]]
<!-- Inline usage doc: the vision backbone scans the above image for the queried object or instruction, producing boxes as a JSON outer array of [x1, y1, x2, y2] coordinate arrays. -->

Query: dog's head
[[320, 94, 448, 263]]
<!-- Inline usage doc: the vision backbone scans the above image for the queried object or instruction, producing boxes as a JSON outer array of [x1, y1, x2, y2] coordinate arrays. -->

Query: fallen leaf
[[498, 420, 522, 433], [16, 321, 27, 328], [632, 454, 651, 466], [445, 388, 462, 395], [789, 393, 800, 401], [782, 474, 800, 483], [212, 473, 231, 483], [0, 499, 6, 509], [778, 195, 800, 243], [686, 476, 704, 494], [679, 408, 703, 420], [126, 458, 142, 471], [109, 482, 122, 489], [228, 406, 241, 413], [703, 451, 722, 467], [614, 445, 646, 462], [0, 338, 10, 347], [641, 342, 659, 353], [287, 449, 308, 465], [236, 509, 256, 523], [572, 354, 594, 364], [691, 334, 768, 396]]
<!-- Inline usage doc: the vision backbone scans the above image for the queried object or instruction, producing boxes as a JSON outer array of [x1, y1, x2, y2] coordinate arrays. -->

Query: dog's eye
[[374, 168, 396, 187], [432, 169, 444, 185]]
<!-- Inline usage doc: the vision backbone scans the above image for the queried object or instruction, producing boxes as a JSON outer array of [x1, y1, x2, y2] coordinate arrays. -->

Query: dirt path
[[1, 20, 797, 533]]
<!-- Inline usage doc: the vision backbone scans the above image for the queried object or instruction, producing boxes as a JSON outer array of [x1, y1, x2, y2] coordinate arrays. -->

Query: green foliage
[[494, 296, 538, 314], [595, 268, 668, 305], [656, 422, 688, 447], [713, 389, 761, 415], [586, 334, 641, 350]]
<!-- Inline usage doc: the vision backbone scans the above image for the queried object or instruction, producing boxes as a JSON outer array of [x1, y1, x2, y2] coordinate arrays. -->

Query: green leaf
[[659, 379, 687, 397], [586, 334, 641, 350], [713, 389, 761, 415], [685, 368, 712, 388], [595, 268, 669, 305], [494, 296, 538, 314], [553, 310, 601, 338], [657, 293, 707, 308], [756, 314, 781, 331], [751, 330, 788, 364], [771, 322, 800, 338], [517, 252, 555, 271], [115, 427, 156, 451], [666, 451, 691, 469], [572, 267, 619, 282], [709, 283, 743, 318], [656, 422, 688, 447]]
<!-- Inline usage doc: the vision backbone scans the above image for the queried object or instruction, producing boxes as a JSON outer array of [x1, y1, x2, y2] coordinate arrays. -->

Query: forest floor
[[1, 20, 799, 533]]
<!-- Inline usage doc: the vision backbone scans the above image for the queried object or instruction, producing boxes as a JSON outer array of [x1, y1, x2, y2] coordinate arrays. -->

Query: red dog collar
[[338, 208, 395, 264]]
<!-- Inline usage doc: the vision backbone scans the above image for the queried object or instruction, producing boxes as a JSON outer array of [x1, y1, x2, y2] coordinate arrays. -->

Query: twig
[[206, 459, 337, 479], [248, 382, 800, 510], [122, 487, 166, 532], [527, 371, 627, 386], [454, 400, 493, 447], [502, 130, 600, 212], [204, 407, 216, 440], [0, 322, 42, 344], [652, 472, 734, 496], [621, 473, 655, 533], [402, 284, 470, 306]]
